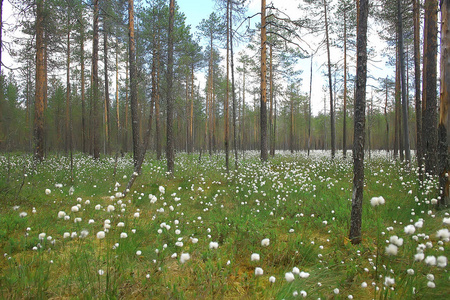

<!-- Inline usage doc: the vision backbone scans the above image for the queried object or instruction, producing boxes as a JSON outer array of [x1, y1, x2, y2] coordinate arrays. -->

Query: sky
[[1, 0, 394, 116]]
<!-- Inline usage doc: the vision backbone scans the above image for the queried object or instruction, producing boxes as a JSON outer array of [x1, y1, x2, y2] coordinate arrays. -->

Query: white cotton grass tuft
[[436, 228, 450, 241], [254, 267, 264, 276], [385, 244, 398, 256], [427, 281, 436, 288], [426, 274, 434, 281], [443, 217, 450, 225], [407, 269, 415, 275], [334, 288, 340, 294], [424, 255, 437, 266], [180, 253, 190, 263], [107, 205, 115, 212], [261, 238, 270, 247], [299, 271, 310, 278], [300, 290, 307, 297], [404, 224, 416, 235], [384, 276, 395, 286], [136, 250, 142, 256], [285, 272, 295, 282], [39, 233, 46, 240], [292, 267, 300, 275], [120, 232, 128, 238], [414, 253, 425, 261], [269, 276, 276, 283], [71, 206, 79, 212], [370, 196, 385, 207], [58, 211, 66, 218], [96, 231, 106, 239], [389, 235, 403, 247], [209, 242, 219, 249], [437, 256, 447, 268], [19, 212, 27, 218], [159, 186, 165, 194], [251, 253, 260, 261], [361, 282, 368, 288], [45, 189, 51, 195]]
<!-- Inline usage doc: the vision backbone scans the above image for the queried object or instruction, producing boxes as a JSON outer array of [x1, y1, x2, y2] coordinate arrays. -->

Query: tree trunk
[[34, 0, 45, 161], [343, 6, 347, 159], [92, 0, 100, 159], [290, 90, 294, 154], [439, 0, 450, 208], [104, 22, 110, 154], [166, 0, 175, 174], [385, 77, 390, 154], [398, 0, 411, 162], [423, 0, 438, 175], [260, 0, 268, 161], [324, 0, 335, 159], [414, 0, 422, 174], [269, 44, 275, 157], [394, 48, 400, 159], [349, 0, 368, 245], [116, 38, 120, 151], [65, 22, 71, 154], [80, 18, 86, 154], [129, 0, 140, 167], [308, 55, 313, 156], [225, 0, 230, 171], [230, 1, 238, 168], [155, 41, 161, 160]]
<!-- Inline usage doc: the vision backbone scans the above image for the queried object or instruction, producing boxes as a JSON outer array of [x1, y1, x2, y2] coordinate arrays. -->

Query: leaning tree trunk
[[349, 0, 369, 245], [439, 0, 450, 208], [260, 0, 268, 161], [34, 0, 45, 161], [166, 0, 175, 174]]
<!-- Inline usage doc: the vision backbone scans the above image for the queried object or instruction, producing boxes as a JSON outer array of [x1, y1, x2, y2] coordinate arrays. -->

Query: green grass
[[0, 151, 449, 299]]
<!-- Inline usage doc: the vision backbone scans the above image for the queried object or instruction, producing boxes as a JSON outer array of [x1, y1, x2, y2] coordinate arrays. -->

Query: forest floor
[[0, 151, 449, 299]]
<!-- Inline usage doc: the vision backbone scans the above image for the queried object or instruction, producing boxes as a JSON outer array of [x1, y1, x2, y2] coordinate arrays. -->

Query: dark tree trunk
[[80, 18, 86, 153], [225, 0, 230, 171], [324, 0, 335, 159], [414, 0, 422, 174], [398, 0, 411, 162], [230, 1, 238, 168], [269, 44, 275, 157], [34, 0, 45, 161], [104, 23, 110, 154], [129, 0, 141, 167], [343, 6, 347, 159], [423, 0, 438, 175], [349, 0, 368, 245], [308, 55, 313, 156], [166, 0, 175, 174], [92, 0, 100, 159], [260, 0, 268, 161], [439, 0, 450, 208]]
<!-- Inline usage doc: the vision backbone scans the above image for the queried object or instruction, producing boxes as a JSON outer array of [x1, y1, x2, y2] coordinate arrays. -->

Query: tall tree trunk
[[104, 22, 110, 154], [398, 0, 411, 162], [308, 55, 313, 156], [423, 0, 438, 175], [439, 0, 450, 208], [349, 0, 369, 245], [242, 62, 246, 157], [80, 19, 86, 154], [190, 65, 194, 153], [116, 38, 120, 151], [269, 44, 275, 157], [129, 0, 140, 167], [225, 0, 230, 171], [290, 89, 294, 154], [414, 0, 422, 174], [260, 0, 268, 161], [394, 48, 400, 159], [92, 0, 100, 159], [65, 21, 71, 154], [166, 0, 175, 174], [230, 1, 238, 168], [385, 77, 390, 154], [124, 58, 129, 153], [155, 41, 161, 160], [323, 0, 335, 159], [34, 0, 45, 161], [343, 5, 347, 159]]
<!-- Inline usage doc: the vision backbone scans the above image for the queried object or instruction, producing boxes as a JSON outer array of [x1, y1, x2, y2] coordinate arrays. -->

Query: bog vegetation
[[0, 152, 449, 299]]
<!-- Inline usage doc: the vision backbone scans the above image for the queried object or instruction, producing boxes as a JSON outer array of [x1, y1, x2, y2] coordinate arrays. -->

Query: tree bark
[[225, 0, 230, 171], [423, 0, 438, 175], [129, 0, 140, 167], [343, 6, 347, 159], [34, 0, 45, 161], [349, 0, 369, 245], [80, 18, 86, 154], [166, 0, 175, 174], [414, 0, 422, 174], [260, 0, 268, 161], [92, 0, 100, 159], [308, 55, 313, 156], [324, 0, 335, 159], [439, 0, 450, 208], [398, 0, 411, 162], [269, 44, 275, 157], [230, 1, 238, 168], [104, 21, 110, 154]]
